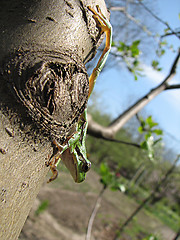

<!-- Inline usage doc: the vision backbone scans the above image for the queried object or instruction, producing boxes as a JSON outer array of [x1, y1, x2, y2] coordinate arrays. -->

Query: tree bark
[[0, 0, 108, 239]]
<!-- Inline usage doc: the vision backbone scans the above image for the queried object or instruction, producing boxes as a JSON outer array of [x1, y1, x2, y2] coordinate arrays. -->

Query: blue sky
[[88, 0, 180, 155]]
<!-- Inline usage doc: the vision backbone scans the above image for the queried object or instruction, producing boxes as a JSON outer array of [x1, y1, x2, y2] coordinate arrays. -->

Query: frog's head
[[61, 148, 91, 183], [75, 154, 91, 183]]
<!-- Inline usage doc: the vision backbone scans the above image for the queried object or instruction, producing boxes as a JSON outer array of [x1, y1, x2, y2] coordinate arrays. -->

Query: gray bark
[[0, 0, 108, 239]]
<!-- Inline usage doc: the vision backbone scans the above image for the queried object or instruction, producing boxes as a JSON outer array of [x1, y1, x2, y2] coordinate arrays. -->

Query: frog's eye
[[82, 162, 91, 173]]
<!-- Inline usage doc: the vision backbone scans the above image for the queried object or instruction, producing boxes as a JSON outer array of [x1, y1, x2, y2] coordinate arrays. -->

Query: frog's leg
[[46, 154, 61, 183], [80, 109, 88, 149], [88, 5, 112, 98], [46, 140, 65, 183], [47, 129, 82, 183]]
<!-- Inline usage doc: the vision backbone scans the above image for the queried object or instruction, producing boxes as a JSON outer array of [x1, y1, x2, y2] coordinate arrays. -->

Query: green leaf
[[99, 163, 113, 186], [178, 13, 180, 20], [146, 116, 158, 128], [152, 60, 159, 69], [164, 27, 170, 33], [160, 49, 165, 56], [99, 163, 109, 175], [133, 59, 139, 67], [132, 40, 140, 47], [140, 141, 148, 150], [118, 41, 126, 52], [156, 48, 165, 58], [131, 41, 140, 57], [131, 48, 139, 57], [152, 129, 163, 135], [138, 126, 144, 133], [160, 40, 167, 46], [111, 41, 116, 47], [153, 137, 162, 145], [134, 73, 138, 81], [145, 132, 151, 141]]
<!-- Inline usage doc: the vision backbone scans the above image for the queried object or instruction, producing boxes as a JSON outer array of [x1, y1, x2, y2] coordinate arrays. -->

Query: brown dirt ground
[[19, 169, 176, 240]]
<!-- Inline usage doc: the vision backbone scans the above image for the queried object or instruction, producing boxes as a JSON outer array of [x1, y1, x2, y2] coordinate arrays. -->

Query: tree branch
[[101, 137, 141, 148], [165, 84, 180, 90], [87, 118, 141, 148], [138, 0, 180, 40], [88, 49, 180, 139], [86, 186, 106, 240], [160, 31, 180, 39], [110, 6, 152, 36]]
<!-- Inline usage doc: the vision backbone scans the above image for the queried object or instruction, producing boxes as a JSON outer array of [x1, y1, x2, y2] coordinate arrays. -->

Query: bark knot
[[1, 48, 89, 142]]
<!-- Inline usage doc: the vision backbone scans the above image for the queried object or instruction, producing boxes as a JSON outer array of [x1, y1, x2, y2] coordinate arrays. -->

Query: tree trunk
[[0, 0, 108, 239]]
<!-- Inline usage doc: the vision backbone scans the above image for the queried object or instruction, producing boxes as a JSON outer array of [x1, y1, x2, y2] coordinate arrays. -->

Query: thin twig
[[161, 31, 180, 39], [138, 0, 180, 39], [101, 136, 141, 148], [86, 186, 106, 240], [110, 6, 152, 36], [165, 84, 180, 90]]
